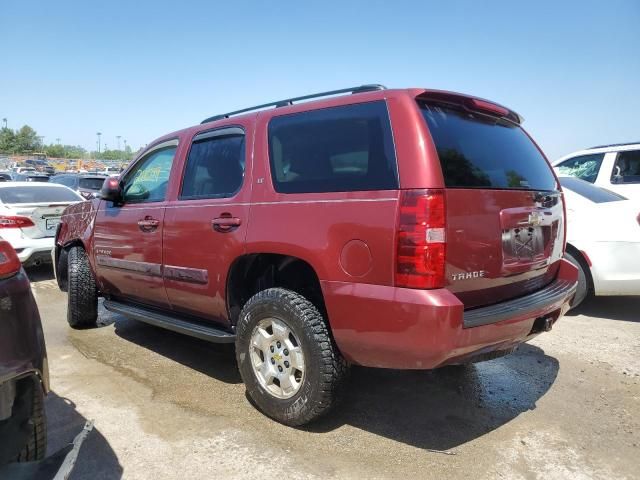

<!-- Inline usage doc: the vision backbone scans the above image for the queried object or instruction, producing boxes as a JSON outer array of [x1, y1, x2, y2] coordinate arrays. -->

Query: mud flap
[[0, 420, 94, 480]]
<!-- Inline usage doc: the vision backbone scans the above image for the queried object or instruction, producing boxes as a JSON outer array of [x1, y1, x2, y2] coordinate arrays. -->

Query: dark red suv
[[54, 85, 577, 425]]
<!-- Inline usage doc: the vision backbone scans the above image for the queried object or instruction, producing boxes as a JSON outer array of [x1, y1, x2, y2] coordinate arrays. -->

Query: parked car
[[553, 142, 640, 200], [11, 173, 49, 183], [0, 238, 48, 465], [0, 183, 83, 267], [0, 173, 11, 183], [50, 173, 107, 199], [13, 167, 37, 175], [54, 85, 577, 425], [559, 176, 640, 307]]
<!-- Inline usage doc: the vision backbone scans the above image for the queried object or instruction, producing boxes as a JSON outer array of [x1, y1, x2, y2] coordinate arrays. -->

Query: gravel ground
[[27, 267, 639, 480]]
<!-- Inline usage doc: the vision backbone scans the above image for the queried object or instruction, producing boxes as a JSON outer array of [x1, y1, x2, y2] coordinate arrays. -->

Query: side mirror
[[100, 177, 122, 203]]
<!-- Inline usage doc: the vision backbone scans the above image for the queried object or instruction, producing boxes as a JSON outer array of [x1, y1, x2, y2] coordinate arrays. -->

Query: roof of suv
[[554, 142, 640, 165], [133, 86, 522, 167]]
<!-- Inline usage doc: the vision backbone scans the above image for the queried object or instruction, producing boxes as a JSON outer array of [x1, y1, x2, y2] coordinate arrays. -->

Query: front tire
[[236, 288, 348, 426], [565, 251, 590, 309], [67, 246, 98, 328]]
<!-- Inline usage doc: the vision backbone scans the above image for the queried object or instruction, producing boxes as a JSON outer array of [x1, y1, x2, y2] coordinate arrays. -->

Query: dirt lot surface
[[27, 267, 639, 480]]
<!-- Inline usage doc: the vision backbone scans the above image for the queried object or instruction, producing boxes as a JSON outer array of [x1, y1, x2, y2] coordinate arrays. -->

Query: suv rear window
[[420, 102, 557, 191], [0, 185, 82, 204], [79, 177, 106, 190], [268, 101, 398, 193]]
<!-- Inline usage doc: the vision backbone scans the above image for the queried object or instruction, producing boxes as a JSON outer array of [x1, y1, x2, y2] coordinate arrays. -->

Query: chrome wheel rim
[[249, 317, 305, 399]]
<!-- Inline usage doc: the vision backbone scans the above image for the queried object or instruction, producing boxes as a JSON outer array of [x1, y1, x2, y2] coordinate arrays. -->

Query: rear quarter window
[[268, 101, 398, 193], [421, 102, 557, 191]]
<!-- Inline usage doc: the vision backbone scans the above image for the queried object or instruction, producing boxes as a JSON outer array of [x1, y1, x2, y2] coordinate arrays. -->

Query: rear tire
[[565, 251, 590, 309], [16, 380, 47, 462], [67, 246, 98, 328], [236, 288, 349, 426]]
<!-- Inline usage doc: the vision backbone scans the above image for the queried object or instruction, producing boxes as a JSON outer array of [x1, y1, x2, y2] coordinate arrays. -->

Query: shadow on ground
[[566, 295, 640, 322], [305, 343, 558, 451], [103, 304, 241, 384], [25, 265, 55, 283], [46, 392, 122, 479]]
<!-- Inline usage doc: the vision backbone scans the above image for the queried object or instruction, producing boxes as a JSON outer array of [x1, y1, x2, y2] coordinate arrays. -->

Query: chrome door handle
[[138, 217, 159, 232], [212, 217, 241, 233]]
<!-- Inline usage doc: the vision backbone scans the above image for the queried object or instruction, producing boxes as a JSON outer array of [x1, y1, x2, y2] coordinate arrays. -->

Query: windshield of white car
[[559, 176, 627, 203], [0, 185, 83, 204]]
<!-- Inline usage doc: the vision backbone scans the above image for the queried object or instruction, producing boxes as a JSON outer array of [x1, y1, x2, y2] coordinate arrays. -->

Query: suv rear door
[[162, 122, 252, 324], [418, 95, 564, 309]]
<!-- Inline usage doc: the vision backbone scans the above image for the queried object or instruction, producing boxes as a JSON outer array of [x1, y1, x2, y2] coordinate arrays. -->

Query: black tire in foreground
[[236, 288, 349, 426], [67, 246, 98, 328], [565, 251, 591, 309], [16, 379, 47, 462]]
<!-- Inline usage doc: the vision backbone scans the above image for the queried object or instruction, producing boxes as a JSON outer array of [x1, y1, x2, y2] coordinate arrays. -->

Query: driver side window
[[122, 146, 177, 203]]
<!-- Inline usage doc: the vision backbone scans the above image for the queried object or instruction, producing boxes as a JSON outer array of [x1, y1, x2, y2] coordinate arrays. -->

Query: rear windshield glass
[[559, 176, 626, 203], [0, 186, 81, 204], [79, 177, 106, 190], [268, 101, 398, 193], [420, 102, 557, 191]]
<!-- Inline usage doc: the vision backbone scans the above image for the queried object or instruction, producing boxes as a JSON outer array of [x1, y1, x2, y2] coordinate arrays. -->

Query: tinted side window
[[611, 150, 640, 184], [556, 153, 604, 183], [268, 101, 398, 193], [181, 132, 245, 199], [122, 146, 176, 203]]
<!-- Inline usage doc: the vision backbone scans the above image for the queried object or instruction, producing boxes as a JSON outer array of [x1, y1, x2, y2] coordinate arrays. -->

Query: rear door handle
[[138, 216, 160, 232], [212, 217, 241, 233]]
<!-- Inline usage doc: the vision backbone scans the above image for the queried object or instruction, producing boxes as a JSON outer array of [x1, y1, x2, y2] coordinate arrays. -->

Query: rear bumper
[[322, 258, 578, 369], [3, 235, 54, 265]]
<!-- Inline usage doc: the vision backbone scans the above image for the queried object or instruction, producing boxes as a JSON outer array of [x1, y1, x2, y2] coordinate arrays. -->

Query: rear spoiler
[[416, 90, 523, 124]]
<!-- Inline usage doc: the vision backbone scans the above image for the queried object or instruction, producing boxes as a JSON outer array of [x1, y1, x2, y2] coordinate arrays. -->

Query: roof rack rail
[[589, 141, 640, 150], [201, 84, 386, 124]]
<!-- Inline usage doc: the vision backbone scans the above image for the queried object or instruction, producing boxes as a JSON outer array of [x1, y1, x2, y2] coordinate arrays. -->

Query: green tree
[[64, 145, 87, 159], [14, 125, 39, 153], [0, 127, 16, 153]]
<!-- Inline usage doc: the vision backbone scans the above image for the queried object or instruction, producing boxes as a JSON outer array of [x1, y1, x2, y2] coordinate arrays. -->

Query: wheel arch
[[226, 253, 326, 327], [565, 243, 594, 294], [55, 239, 87, 292]]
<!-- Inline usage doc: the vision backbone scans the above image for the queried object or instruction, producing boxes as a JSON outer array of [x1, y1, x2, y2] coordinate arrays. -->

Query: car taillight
[[396, 189, 446, 289], [0, 240, 21, 278], [0, 215, 35, 229], [637, 212, 640, 226]]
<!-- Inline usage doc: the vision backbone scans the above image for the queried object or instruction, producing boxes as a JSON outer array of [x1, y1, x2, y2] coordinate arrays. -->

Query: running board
[[103, 300, 236, 343]]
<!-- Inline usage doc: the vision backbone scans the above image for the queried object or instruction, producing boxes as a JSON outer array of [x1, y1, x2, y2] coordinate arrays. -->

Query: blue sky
[[1, 0, 638, 159]]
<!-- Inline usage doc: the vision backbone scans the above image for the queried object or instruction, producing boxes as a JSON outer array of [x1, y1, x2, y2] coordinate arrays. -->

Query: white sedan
[[0, 182, 83, 267], [559, 176, 640, 307]]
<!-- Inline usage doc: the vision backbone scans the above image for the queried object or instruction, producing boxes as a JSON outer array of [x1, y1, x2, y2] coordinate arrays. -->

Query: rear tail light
[[0, 215, 35, 229], [396, 189, 446, 289], [0, 240, 21, 278], [636, 212, 640, 226]]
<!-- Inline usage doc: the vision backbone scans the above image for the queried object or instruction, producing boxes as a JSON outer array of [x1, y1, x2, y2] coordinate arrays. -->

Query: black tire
[[565, 251, 590, 309], [67, 246, 98, 328], [16, 380, 47, 462], [236, 288, 349, 426]]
